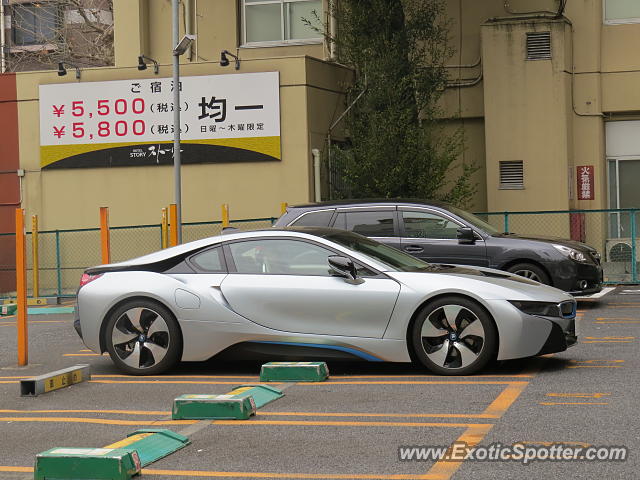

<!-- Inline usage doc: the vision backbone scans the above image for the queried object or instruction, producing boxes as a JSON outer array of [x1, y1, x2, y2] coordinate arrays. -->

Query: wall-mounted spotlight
[[57, 61, 81, 79], [220, 49, 240, 70], [138, 55, 159, 74], [174, 34, 196, 56]]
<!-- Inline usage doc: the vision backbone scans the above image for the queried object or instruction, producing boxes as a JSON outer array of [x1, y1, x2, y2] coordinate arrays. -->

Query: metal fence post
[[504, 212, 510, 233], [15, 209, 28, 366], [631, 210, 637, 283], [55, 230, 62, 297], [32, 215, 39, 299]]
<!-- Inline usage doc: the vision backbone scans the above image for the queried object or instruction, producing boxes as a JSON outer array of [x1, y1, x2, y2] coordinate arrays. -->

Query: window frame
[[240, 0, 324, 48], [398, 208, 466, 241], [10, 2, 61, 47], [331, 207, 400, 239], [603, 0, 640, 25], [187, 246, 228, 273], [221, 237, 384, 278]]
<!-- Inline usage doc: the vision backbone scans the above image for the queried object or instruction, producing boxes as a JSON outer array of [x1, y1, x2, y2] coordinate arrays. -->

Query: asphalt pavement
[[0, 288, 638, 479]]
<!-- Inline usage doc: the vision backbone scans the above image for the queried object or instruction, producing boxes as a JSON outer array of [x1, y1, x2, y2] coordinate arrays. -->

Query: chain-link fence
[[0, 217, 276, 299], [477, 208, 640, 284], [3, 209, 639, 299]]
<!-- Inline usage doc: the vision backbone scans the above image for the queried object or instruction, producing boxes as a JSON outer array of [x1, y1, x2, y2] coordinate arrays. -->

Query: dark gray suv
[[274, 200, 603, 296]]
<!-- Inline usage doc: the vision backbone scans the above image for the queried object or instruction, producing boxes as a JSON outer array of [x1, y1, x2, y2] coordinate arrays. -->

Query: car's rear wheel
[[506, 263, 550, 285], [411, 296, 497, 375], [104, 299, 182, 375]]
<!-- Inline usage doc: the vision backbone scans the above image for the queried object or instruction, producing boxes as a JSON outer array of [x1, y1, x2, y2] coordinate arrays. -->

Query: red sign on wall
[[577, 165, 595, 200]]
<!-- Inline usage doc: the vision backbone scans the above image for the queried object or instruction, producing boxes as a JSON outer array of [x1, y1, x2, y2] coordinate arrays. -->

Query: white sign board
[[39, 71, 281, 169]]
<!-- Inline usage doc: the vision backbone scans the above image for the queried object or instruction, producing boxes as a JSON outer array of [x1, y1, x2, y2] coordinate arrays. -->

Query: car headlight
[[552, 244, 590, 263], [508, 300, 561, 317]]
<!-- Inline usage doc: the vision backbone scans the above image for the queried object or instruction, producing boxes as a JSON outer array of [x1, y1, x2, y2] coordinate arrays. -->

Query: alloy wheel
[[512, 269, 541, 282], [420, 304, 486, 370], [111, 307, 170, 370]]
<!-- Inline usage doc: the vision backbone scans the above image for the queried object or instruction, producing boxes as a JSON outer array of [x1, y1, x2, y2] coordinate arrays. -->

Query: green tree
[[324, 0, 476, 206]]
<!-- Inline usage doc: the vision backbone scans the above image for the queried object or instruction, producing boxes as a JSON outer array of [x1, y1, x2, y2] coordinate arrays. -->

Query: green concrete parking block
[[233, 384, 284, 408], [0, 303, 17, 316], [259, 361, 329, 382], [34, 447, 141, 480], [172, 389, 257, 420], [104, 429, 190, 467]]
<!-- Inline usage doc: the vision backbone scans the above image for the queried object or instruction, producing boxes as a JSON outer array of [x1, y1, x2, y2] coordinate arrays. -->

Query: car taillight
[[79, 273, 103, 288]]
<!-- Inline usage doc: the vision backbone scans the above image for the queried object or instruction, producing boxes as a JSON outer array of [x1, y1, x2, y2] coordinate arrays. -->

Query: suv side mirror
[[328, 255, 358, 281], [457, 227, 476, 245]]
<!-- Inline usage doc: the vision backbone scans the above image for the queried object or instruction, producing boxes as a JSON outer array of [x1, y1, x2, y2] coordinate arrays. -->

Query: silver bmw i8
[[74, 227, 577, 376]]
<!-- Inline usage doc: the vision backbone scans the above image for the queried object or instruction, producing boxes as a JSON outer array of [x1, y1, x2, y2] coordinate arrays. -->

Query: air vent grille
[[526, 31, 552, 60], [499, 160, 524, 189]]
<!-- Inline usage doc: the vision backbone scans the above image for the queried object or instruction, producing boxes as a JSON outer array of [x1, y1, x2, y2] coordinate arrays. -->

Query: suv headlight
[[508, 301, 561, 317], [552, 244, 590, 263]]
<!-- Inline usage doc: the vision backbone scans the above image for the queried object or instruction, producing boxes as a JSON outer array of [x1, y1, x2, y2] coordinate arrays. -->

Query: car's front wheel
[[411, 296, 497, 375], [104, 299, 182, 375]]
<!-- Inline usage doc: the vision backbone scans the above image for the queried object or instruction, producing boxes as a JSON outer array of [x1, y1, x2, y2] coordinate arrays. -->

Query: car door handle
[[404, 245, 424, 253]]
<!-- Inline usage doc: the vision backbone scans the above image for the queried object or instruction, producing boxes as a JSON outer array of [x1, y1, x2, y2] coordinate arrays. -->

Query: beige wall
[[444, 0, 640, 215]]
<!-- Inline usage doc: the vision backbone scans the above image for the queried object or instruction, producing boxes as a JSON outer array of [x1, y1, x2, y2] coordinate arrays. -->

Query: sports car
[[74, 227, 577, 375]]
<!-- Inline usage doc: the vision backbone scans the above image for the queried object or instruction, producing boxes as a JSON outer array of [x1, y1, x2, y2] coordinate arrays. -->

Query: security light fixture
[[138, 55, 159, 74], [173, 34, 196, 56], [57, 61, 81, 79], [220, 50, 240, 70]]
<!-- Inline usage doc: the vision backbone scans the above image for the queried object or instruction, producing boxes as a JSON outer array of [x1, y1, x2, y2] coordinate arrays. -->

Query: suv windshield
[[322, 230, 431, 272], [447, 206, 501, 236]]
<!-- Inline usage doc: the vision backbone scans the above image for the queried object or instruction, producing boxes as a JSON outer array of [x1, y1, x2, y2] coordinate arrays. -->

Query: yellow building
[[2, 0, 640, 232]]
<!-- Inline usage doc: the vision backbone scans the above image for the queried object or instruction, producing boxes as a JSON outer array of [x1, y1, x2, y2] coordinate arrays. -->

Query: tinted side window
[[190, 247, 225, 272], [290, 209, 335, 227], [402, 211, 461, 239], [228, 239, 334, 276], [334, 211, 396, 237]]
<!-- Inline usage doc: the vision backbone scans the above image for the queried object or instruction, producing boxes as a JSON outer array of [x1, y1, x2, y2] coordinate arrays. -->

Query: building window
[[242, 0, 323, 46], [11, 3, 60, 46], [604, 0, 640, 24]]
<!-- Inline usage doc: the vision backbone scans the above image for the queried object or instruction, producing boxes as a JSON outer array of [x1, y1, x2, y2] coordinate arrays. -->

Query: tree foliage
[[324, 0, 476, 207]]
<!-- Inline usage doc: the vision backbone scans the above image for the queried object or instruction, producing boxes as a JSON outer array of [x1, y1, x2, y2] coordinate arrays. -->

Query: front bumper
[[546, 259, 603, 296], [536, 317, 577, 355]]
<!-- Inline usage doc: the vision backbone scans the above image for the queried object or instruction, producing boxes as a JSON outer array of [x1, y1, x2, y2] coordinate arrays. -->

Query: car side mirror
[[457, 227, 475, 245], [328, 255, 358, 281]]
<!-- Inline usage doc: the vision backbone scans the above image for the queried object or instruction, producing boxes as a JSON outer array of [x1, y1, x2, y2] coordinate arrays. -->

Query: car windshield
[[447, 206, 501, 235], [322, 230, 431, 272]]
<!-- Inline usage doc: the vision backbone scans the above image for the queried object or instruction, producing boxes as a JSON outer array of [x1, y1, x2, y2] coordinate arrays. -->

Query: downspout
[[328, 0, 337, 60], [185, 0, 194, 61], [1, 0, 6, 73]]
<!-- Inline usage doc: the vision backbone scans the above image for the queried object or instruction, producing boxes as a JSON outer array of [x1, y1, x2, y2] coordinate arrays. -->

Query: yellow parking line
[[0, 409, 169, 415], [482, 383, 528, 418], [92, 374, 260, 379], [583, 337, 634, 340], [425, 424, 493, 480], [594, 321, 640, 324], [212, 420, 491, 428], [63, 353, 105, 356], [0, 466, 444, 479], [90, 380, 280, 385], [142, 469, 440, 479], [0, 416, 195, 426], [582, 340, 633, 343], [539, 402, 609, 405], [311, 381, 529, 385]]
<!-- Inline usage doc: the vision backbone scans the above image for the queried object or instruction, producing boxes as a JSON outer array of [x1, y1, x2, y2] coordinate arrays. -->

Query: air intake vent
[[499, 161, 524, 189], [526, 31, 551, 60]]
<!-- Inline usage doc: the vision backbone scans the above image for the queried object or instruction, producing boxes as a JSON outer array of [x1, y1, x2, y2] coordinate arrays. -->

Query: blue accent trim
[[251, 341, 383, 362]]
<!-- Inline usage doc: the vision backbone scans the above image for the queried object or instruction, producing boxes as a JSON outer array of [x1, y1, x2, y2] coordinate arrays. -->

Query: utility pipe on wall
[[312, 149, 322, 202]]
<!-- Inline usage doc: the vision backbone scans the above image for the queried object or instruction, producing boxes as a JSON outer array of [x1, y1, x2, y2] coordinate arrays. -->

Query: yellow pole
[[161, 207, 169, 249], [221, 204, 230, 228], [31, 215, 39, 299], [16, 208, 28, 366], [280, 202, 288, 215], [169, 204, 178, 246], [99, 207, 111, 264]]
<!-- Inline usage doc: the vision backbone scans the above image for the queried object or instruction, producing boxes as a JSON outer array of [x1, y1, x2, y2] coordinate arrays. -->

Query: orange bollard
[[99, 207, 111, 264], [15, 208, 28, 366], [221, 204, 230, 228], [169, 204, 178, 246]]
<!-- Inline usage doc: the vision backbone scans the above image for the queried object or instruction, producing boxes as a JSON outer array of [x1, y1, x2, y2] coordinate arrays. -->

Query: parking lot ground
[[0, 288, 638, 479]]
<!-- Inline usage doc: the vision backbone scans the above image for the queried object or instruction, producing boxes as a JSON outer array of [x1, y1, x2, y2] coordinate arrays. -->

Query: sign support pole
[[172, 0, 182, 244]]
